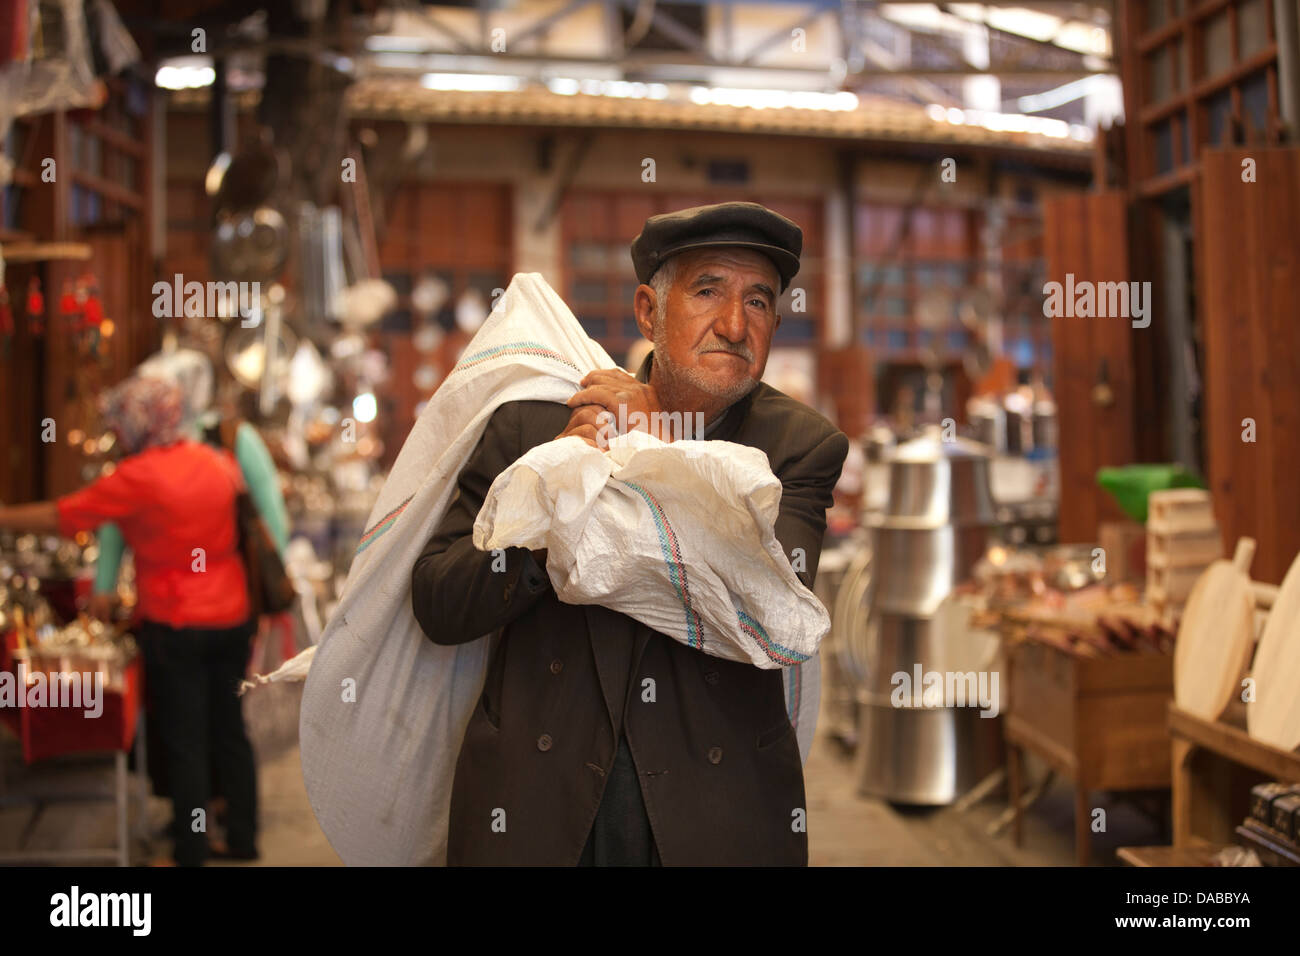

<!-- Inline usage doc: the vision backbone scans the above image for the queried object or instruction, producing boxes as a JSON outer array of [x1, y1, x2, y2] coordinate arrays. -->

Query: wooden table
[[1004, 638, 1174, 865]]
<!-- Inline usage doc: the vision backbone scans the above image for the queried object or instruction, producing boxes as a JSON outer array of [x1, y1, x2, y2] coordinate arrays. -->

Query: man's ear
[[633, 284, 657, 341], [774, 310, 782, 331]]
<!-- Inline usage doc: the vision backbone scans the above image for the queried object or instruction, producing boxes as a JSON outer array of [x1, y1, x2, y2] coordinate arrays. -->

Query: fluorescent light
[[1017, 76, 1105, 113], [545, 77, 669, 99], [353, 393, 378, 424], [689, 87, 858, 111], [420, 72, 522, 92], [155, 58, 215, 90], [985, 8, 1062, 43], [366, 35, 431, 52], [927, 103, 1093, 141]]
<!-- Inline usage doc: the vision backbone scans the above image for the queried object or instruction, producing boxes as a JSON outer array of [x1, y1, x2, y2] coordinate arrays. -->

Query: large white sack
[[475, 430, 830, 669], [299, 272, 822, 866]]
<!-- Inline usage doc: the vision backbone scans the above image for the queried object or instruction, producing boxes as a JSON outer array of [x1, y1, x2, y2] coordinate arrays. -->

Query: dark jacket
[[412, 355, 848, 865]]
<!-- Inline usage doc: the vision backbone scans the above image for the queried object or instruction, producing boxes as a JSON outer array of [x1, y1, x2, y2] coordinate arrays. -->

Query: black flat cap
[[630, 201, 802, 293]]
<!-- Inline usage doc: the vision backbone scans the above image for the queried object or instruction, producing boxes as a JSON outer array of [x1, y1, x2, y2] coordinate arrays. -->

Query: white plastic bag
[[476, 430, 830, 669]]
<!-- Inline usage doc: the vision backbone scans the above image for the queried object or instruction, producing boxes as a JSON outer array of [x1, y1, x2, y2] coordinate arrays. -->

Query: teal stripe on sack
[[452, 341, 579, 375], [621, 479, 810, 668], [621, 479, 704, 649], [355, 494, 414, 555]]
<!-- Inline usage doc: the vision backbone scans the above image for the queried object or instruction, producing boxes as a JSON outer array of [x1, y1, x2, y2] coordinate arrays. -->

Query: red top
[[57, 441, 251, 629]]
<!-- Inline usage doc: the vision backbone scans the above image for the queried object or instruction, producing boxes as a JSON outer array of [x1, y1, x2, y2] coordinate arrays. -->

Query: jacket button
[[549, 659, 563, 674], [703, 670, 719, 685], [537, 734, 553, 752], [707, 746, 723, 765]]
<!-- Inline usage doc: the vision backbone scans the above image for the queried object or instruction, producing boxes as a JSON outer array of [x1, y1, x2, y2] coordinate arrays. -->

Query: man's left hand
[[567, 369, 668, 441]]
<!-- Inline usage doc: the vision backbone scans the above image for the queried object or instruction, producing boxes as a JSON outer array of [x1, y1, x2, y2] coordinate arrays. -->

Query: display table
[[0, 630, 147, 866], [1004, 637, 1174, 865]]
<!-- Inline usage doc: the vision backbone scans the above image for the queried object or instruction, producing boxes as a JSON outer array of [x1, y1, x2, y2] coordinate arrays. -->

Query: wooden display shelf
[[1169, 704, 1300, 851], [0, 241, 92, 263], [1004, 638, 1174, 866], [1116, 844, 1233, 867]]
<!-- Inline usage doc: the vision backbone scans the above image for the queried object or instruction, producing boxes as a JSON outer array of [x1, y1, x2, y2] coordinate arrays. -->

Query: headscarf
[[99, 375, 186, 456], [137, 348, 215, 438]]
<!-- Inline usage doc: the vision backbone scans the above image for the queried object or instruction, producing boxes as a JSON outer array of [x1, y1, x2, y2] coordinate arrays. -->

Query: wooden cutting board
[[1173, 538, 1257, 721], [1247, 551, 1300, 751]]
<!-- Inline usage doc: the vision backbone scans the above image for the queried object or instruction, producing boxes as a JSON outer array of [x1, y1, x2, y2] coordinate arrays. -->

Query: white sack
[[300, 273, 822, 866], [475, 430, 830, 669]]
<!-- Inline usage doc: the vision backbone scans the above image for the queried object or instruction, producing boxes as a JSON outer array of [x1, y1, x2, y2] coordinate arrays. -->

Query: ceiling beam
[[365, 48, 1113, 77]]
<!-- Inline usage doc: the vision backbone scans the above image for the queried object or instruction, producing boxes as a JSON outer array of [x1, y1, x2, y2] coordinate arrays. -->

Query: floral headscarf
[[137, 348, 215, 438], [99, 375, 187, 456]]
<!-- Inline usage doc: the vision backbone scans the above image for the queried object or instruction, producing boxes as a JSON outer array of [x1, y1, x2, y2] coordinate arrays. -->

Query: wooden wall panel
[[1199, 147, 1300, 584], [1044, 190, 1137, 543], [374, 180, 514, 469]]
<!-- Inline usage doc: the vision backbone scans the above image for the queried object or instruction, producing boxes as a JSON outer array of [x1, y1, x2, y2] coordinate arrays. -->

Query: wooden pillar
[[1198, 147, 1300, 584]]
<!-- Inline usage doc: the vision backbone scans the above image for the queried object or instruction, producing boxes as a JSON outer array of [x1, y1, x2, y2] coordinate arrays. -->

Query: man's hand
[[565, 369, 668, 443], [555, 403, 607, 447], [87, 592, 118, 623]]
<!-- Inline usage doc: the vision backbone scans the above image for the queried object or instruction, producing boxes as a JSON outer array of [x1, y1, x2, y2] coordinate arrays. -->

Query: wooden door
[[1198, 148, 1300, 584], [1043, 190, 1137, 543]]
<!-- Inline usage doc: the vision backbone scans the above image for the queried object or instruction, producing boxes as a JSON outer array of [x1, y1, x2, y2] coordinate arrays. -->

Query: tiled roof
[[169, 80, 1091, 162], [344, 78, 1092, 160]]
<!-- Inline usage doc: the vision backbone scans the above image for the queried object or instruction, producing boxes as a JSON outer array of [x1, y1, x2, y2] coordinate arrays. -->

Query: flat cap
[[630, 201, 802, 294]]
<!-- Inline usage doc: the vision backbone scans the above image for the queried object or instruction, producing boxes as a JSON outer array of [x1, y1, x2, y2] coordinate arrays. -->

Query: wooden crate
[[1005, 637, 1174, 865], [1147, 489, 1215, 533]]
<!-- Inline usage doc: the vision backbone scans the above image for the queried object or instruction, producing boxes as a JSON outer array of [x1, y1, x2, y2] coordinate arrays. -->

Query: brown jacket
[[411, 357, 848, 865]]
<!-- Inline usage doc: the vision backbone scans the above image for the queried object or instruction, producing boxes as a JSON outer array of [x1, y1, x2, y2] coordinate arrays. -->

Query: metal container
[[851, 429, 1003, 804], [816, 538, 868, 749]]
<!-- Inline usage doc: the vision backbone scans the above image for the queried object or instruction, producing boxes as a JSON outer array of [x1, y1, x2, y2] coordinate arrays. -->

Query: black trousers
[[579, 735, 662, 867], [139, 618, 258, 866]]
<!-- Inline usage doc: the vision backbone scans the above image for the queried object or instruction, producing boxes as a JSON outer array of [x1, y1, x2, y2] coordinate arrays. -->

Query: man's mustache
[[696, 342, 753, 362]]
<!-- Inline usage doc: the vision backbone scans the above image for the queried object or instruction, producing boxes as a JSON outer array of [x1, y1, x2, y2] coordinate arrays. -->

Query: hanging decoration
[[26, 275, 44, 337], [59, 280, 79, 337], [76, 271, 104, 357], [0, 282, 12, 358]]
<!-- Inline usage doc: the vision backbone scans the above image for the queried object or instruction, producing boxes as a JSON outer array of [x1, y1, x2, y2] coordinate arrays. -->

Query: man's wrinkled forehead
[[668, 247, 781, 302]]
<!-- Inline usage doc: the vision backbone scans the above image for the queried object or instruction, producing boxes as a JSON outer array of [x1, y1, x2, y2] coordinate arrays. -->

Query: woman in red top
[[0, 376, 259, 866]]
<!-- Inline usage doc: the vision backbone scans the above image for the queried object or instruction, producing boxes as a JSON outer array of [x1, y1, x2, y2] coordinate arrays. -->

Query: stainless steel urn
[[850, 428, 1004, 804]]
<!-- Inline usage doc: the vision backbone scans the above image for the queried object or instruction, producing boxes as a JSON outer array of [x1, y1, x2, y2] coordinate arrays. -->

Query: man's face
[[634, 247, 782, 413]]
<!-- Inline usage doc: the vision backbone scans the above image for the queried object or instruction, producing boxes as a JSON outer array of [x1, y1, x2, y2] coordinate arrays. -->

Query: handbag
[[220, 419, 295, 617]]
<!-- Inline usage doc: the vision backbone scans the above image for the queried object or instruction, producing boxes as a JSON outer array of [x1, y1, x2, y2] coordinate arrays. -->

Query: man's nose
[[712, 293, 747, 343]]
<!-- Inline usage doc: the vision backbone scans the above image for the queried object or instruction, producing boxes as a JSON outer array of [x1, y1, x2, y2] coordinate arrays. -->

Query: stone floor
[[0, 689, 1167, 867]]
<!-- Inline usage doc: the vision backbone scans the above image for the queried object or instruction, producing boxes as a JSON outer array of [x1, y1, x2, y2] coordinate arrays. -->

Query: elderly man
[[411, 201, 848, 866]]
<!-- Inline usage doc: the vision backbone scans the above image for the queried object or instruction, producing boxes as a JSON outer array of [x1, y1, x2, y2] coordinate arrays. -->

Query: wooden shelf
[[1168, 705, 1300, 781], [0, 241, 92, 263], [1117, 843, 1232, 867], [1235, 822, 1300, 866], [1169, 704, 1300, 853]]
